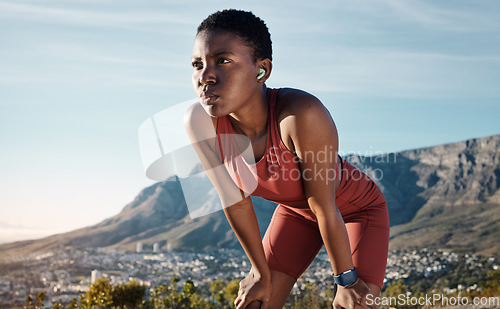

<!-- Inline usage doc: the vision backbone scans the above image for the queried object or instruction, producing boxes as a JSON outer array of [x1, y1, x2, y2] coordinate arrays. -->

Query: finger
[[235, 297, 249, 309], [235, 300, 243, 309], [234, 296, 242, 308], [332, 300, 343, 309]]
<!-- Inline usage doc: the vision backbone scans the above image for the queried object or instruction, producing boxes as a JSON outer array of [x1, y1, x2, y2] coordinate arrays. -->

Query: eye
[[192, 61, 203, 70], [217, 58, 230, 65]]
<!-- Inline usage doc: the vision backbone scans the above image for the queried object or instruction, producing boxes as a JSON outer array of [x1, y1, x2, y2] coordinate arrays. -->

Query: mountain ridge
[[1, 134, 499, 257]]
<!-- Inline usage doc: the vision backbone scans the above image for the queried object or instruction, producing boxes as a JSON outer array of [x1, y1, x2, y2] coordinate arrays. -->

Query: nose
[[199, 65, 216, 86]]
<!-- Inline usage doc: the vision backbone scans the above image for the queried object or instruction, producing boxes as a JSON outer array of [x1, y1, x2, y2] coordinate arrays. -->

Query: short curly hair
[[197, 9, 273, 61]]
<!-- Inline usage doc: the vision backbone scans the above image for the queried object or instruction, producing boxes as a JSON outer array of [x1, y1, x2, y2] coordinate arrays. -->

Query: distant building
[[153, 242, 160, 253], [167, 243, 173, 253], [136, 242, 143, 253], [91, 270, 102, 284]]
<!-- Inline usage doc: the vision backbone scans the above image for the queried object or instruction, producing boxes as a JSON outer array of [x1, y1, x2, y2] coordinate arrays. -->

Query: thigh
[[343, 205, 390, 289], [262, 205, 324, 280]]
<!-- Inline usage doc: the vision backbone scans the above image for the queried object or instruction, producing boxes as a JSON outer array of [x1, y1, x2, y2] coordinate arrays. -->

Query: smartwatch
[[333, 268, 358, 287]]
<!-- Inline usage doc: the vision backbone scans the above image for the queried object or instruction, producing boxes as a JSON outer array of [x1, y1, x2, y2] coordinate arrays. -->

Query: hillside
[[347, 134, 500, 256], [1, 134, 499, 257]]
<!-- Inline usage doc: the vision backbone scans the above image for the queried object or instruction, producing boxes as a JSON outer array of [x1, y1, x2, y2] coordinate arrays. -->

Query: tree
[[149, 276, 210, 308], [84, 277, 114, 309], [210, 280, 227, 307], [112, 280, 147, 308], [381, 279, 420, 309], [288, 283, 327, 309], [224, 279, 240, 305], [25, 294, 34, 309], [24, 291, 46, 309], [67, 297, 79, 309]]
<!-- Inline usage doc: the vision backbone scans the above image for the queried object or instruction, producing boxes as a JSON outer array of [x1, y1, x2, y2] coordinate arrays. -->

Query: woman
[[184, 9, 389, 309]]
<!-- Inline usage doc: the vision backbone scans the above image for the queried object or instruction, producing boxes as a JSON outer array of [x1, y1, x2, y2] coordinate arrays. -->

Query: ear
[[256, 59, 272, 83]]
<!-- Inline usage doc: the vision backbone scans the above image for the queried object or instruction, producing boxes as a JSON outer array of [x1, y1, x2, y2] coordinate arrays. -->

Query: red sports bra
[[216, 88, 341, 207]]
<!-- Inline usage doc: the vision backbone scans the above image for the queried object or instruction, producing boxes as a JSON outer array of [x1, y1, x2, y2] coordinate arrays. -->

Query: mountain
[[0, 179, 276, 255], [346, 134, 500, 256], [1, 134, 499, 257], [356, 135, 500, 256]]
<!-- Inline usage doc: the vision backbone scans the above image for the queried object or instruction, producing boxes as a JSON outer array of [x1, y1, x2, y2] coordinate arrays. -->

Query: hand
[[333, 278, 373, 309], [234, 270, 272, 309]]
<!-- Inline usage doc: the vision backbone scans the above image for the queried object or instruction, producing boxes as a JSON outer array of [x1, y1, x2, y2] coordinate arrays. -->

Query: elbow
[[309, 202, 340, 221]]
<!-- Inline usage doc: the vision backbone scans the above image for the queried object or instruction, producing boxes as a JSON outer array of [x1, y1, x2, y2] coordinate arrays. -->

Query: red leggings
[[262, 160, 390, 288]]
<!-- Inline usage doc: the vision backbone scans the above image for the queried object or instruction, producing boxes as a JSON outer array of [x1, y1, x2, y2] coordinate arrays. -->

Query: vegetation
[[20, 251, 500, 309], [23, 277, 241, 309], [22, 268, 500, 309]]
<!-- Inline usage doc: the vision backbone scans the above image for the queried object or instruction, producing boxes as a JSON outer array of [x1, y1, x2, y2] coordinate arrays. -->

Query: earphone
[[257, 68, 266, 79]]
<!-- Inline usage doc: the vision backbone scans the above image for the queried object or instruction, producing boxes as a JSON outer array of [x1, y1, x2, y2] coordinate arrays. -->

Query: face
[[191, 30, 263, 117]]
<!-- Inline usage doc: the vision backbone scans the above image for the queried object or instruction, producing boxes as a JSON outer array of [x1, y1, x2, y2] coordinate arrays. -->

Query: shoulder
[[276, 88, 333, 127], [184, 102, 217, 130], [184, 102, 218, 147], [275, 88, 336, 151], [276, 88, 325, 111]]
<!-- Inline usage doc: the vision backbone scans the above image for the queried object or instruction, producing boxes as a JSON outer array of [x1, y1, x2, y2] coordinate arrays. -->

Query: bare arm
[[184, 103, 271, 307], [223, 196, 271, 280], [285, 92, 371, 308], [286, 93, 353, 275]]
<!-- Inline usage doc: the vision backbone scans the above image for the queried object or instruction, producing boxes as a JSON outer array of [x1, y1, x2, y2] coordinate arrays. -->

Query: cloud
[[0, 221, 59, 244], [379, 0, 500, 32], [272, 47, 500, 97], [0, 40, 190, 87], [268, 0, 500, 97], [0, 1, 196, 87], [0, 1, 197, 30]]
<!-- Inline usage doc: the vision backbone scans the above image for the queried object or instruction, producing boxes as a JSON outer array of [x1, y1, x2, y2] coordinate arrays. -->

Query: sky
[[1, 0, 499, 243]]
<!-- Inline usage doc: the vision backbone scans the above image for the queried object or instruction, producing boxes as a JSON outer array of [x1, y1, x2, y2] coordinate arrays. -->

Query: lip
[[200, 94, 219, 105]]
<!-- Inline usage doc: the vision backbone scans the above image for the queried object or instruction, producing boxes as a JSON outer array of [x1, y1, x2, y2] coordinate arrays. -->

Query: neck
[[228, 86, 270, 140]]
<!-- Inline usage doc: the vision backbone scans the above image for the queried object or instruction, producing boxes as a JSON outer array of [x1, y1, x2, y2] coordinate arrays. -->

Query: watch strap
[[333, 268, 358, 287]]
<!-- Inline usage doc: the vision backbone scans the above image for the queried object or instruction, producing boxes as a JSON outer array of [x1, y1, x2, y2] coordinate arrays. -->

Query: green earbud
[[257, 68, 266, 79]]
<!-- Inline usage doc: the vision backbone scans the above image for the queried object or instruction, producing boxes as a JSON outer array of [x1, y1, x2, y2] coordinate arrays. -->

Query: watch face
[[334, 268, 358, 287]]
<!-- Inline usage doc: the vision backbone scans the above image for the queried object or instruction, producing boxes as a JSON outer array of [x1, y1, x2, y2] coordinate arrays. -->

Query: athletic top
[[215, 88, 389, 289], [216, 88, 343, 207]]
